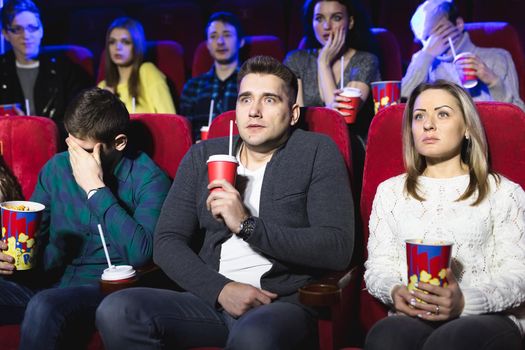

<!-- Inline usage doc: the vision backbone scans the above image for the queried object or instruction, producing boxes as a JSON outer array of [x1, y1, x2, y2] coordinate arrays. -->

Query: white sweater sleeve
[[461, 181, 525, 315], [364, 179, 405, 306]]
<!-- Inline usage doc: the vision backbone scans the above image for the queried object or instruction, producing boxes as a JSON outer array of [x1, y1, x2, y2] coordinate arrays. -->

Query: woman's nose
[[423, 117, 435, 131]]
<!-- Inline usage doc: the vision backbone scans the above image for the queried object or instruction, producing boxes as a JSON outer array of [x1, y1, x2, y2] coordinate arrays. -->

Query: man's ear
[[114, 134, 128, 151], [455, 17, 464, 32], [290, 104, 300, 126]]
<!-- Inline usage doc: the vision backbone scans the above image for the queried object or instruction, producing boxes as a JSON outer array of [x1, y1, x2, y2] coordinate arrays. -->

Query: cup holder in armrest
[[298, 283, 341, 307]]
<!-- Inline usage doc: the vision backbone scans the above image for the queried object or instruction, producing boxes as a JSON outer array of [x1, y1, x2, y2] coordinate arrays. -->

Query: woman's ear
[[114, 134, 128, 151], [348, 16, 354, 31]]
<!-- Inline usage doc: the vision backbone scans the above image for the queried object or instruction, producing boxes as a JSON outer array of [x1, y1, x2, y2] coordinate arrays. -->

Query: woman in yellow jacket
[[98, 17, 176, 114]]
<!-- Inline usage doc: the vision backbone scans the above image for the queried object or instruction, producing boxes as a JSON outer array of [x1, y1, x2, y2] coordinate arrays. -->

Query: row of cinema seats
[[1, 101, 524, 349], [45, 21, 525, 109], [42, 0, 525, 70]]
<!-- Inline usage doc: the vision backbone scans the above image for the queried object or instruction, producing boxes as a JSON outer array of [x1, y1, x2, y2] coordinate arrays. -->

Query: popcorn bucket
[[406, 239, 453, 298], [1, 201, 45, 270], [371, 81, 401, 114]]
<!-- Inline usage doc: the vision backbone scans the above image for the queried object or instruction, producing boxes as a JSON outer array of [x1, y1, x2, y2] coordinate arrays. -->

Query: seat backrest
[[129, 114, 193, 179], [41, 44, 95, 79], [297, 27, 402, 81], [97, 40, 185, 104], [370, 28, 403, 81], [191, 35, 285, 78], [207, 107, 352, 178], [0, 116, 58, 199], [134, 1, 204, 72], [359, 101, 525, 332], [464, 22, 525, 103]]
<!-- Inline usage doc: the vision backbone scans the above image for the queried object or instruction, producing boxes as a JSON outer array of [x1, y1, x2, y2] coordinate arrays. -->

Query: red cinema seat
[[0, 116, 58, 200], [191, 35, 285, 78], [129, 113, 193, 179], [41, 44, 95, 80], [134, 1, 204, 72], [358, 102, 525, 340], [97, 40, 185, 106]]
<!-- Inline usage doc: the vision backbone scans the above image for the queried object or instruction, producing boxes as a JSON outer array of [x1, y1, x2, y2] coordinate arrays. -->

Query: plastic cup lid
[[200, 126, 210, 131], [101, 265, 136, 281], [405, 239, 454, 247], [340, 87, 362, 97], [0, 200, 45, 212], [207, 154, 238, 163]]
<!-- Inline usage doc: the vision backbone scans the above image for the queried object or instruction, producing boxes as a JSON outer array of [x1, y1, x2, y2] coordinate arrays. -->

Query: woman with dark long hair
[[98, 17, 175, 114], [284, 0, 380, 141]]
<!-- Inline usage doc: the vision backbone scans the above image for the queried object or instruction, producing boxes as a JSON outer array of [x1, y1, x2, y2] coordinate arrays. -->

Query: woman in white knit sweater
[[364, 80, 525, 350]]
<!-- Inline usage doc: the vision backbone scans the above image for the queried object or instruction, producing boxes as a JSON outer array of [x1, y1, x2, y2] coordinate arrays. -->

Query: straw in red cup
[[454, 52, 478, 89], [1, 201, 45, 270], [200, 126, 209, 141], [371, 81, 401, 114], [207, 154, 238, 192], [337, 87, 362, 124], [406, 239, 453, 301]]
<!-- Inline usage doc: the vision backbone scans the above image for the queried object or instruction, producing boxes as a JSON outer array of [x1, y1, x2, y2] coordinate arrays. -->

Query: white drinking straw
[[131, 97, 136, 113], [340, 56, 345, 90], [24, 99, 30, 115], [208, 99, 215, 126], [448, 37, 457, 59], [97, 224, 113, 269], [228, 120, 233, 157]]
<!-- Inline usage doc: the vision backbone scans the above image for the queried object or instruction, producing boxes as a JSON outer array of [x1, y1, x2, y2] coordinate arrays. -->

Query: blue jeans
[[96, 287, 317, 350], [365, 314, 522, 350], [0, 278, 103, 350]]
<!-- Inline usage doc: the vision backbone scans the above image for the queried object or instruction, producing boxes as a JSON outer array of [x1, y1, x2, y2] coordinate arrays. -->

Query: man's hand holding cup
[[206, 179, 249, 234]]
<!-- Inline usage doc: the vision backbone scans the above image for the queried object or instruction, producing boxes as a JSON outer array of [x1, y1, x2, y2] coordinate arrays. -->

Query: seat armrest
[[299, 266, 357, 307]]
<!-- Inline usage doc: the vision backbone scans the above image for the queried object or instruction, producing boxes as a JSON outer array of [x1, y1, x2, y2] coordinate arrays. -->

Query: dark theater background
[[2, 0, 523, 80]]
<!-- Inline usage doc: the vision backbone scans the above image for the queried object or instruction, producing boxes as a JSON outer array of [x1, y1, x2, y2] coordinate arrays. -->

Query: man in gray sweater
[[96, 56, 354, 349], [401, 0, 524, 111]]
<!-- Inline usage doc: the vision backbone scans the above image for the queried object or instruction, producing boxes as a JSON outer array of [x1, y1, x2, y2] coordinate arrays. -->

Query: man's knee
[[24, 289, 63, 320], [96, 289, 142, 331]]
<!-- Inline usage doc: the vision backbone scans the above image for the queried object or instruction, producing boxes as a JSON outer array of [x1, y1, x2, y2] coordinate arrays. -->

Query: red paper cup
[[1, 201, 45, 270], [454, 52, 478, 89], [371, 81, 401, 114], [207, 155, 238, 192], [406, 239, 453, 300], [200, 126, 209, 141], [337, 87, 362, 124]]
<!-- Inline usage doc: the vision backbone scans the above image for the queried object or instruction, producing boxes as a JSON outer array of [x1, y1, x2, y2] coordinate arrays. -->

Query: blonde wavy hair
[[402, 80, 496, 206]]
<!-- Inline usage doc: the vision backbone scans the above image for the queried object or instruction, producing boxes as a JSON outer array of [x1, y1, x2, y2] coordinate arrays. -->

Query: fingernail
[[410, 298, 416, 306], [410, 289, 415, 295], [414, 282, 419, 288], [426, 311, 432, 315], [417, 314, 423, 318]]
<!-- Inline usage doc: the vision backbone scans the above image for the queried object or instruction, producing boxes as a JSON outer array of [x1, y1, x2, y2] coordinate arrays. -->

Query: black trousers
[[365, 314, 522, 350]]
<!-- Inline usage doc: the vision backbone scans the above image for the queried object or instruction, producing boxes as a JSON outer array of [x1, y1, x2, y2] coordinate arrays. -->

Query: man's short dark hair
[[205, 11, 244, 39], [1, 0, 41, 29], [238, 56, 298, 107], [64, 88, 129, 144]]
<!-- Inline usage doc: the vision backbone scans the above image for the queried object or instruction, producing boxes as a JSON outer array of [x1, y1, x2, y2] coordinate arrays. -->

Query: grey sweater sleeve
[[245, 136, 354, 271], [401, 50, 435, 98], [485, 49, 525, 111], [153, 147, 231, 306]]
